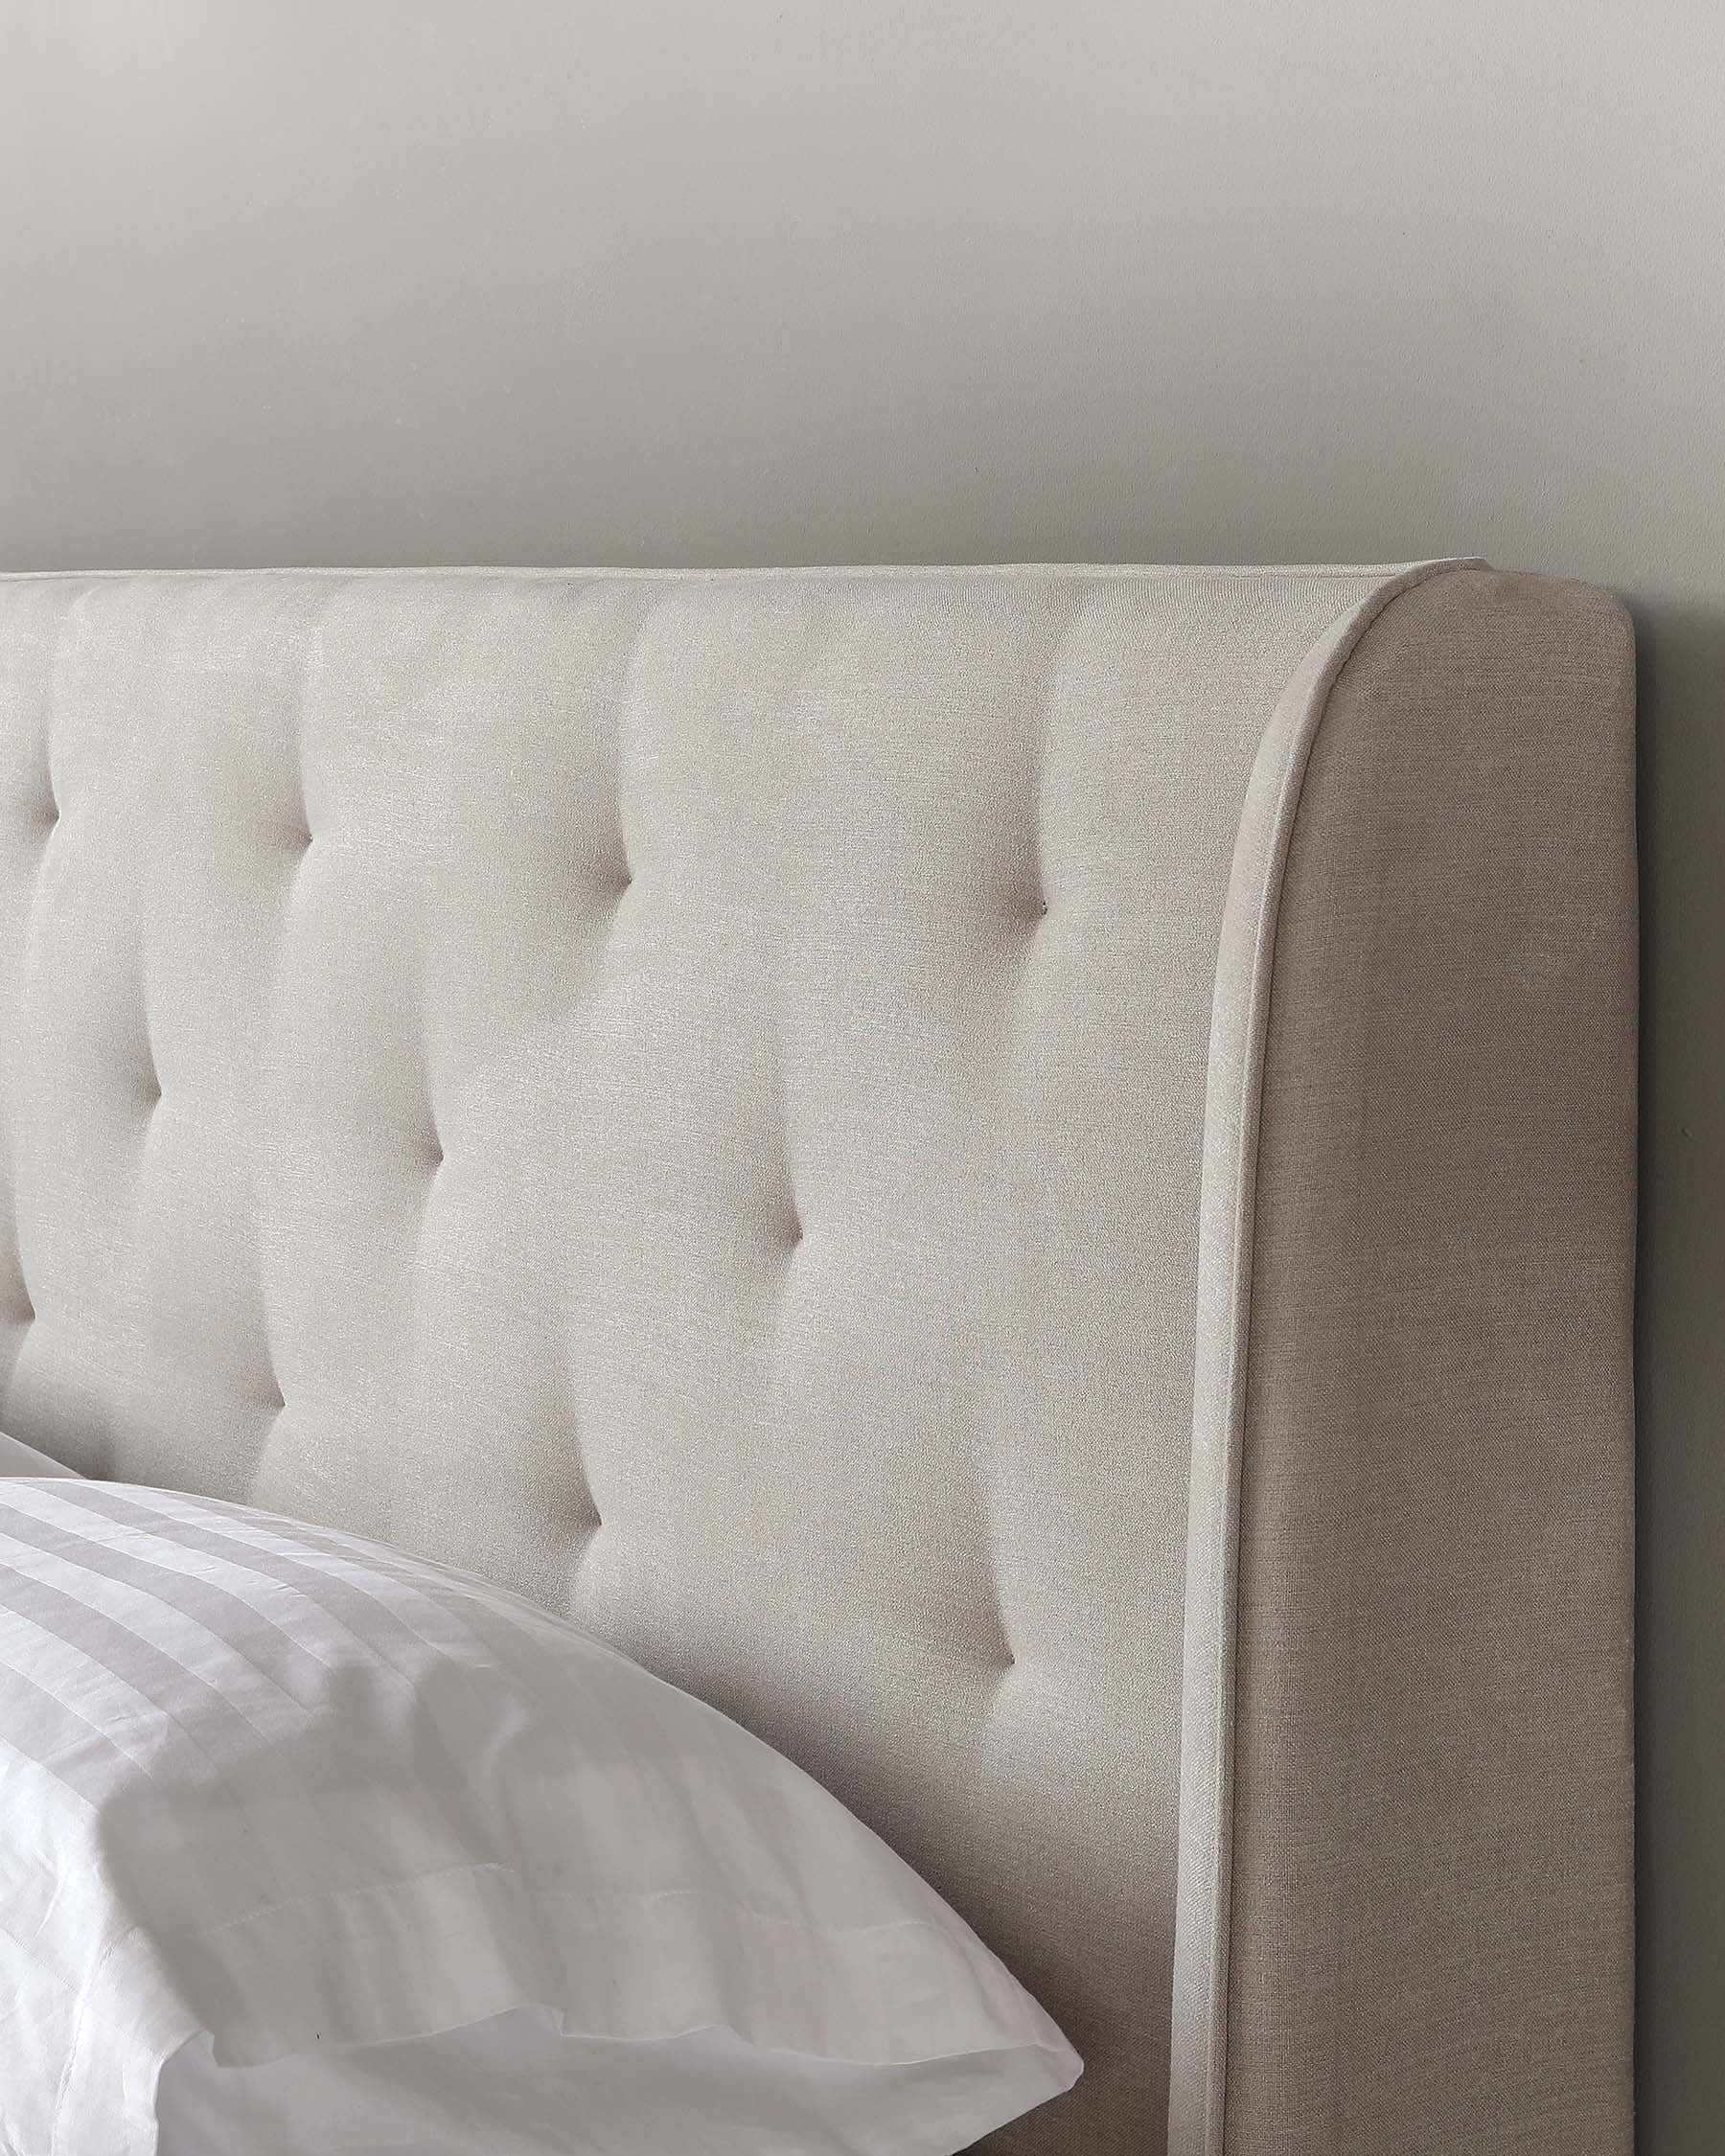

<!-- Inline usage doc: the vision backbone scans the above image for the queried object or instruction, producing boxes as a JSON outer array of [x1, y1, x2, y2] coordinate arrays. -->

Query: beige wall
[[4, 6, 1718, 2145]]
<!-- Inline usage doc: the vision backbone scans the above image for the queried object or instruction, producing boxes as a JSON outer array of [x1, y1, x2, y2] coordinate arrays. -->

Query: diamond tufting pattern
[[0, 561, 1631, 2156]]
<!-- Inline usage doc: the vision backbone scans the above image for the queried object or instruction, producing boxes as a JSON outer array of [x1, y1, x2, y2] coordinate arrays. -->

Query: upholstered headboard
[[0, 562, 1635, 2154]]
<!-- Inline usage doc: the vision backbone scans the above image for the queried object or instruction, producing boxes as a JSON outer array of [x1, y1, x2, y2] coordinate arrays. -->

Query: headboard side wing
[[1172, 567, 1636, 2156]]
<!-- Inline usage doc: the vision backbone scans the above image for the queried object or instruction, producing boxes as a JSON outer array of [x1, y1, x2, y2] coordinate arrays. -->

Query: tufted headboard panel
[[0, 563, 1634, 2154]]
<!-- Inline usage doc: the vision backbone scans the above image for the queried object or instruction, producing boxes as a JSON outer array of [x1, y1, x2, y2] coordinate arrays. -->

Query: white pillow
[[0, 1428, 80, 1476], [0, 1480, 1079, 2155]]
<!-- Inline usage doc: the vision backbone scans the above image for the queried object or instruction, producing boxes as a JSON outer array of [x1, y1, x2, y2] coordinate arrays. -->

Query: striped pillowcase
[[0, 1479, 1079, 2154]]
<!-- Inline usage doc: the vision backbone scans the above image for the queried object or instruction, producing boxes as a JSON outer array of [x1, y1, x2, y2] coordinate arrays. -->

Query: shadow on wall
[[1632, 593, 1725, 2156]]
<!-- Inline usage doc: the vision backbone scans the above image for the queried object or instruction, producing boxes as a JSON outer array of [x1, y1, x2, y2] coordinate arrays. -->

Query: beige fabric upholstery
[[1170, 568, 1636, 2156], [0, 563, 1634, 2154]]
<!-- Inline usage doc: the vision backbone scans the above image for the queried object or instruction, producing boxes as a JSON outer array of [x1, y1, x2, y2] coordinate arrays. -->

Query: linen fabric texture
[[0, 1479, 1078, 2155], [0, 564, 1636, 2153]]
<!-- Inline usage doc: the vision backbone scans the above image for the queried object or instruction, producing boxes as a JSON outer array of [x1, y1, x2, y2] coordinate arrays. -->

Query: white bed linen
[[0, 1429, 79, 1476], [0, 1480, 1079, 2155], [156, 2008, 1070, 2156]]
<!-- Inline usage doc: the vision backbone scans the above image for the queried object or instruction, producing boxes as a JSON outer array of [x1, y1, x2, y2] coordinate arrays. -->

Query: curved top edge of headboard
[[0, 562, 1442, 584]]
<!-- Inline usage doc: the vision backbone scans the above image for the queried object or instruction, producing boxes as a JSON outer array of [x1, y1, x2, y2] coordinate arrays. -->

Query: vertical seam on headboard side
[[1166, 557, 1483, 2156]]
